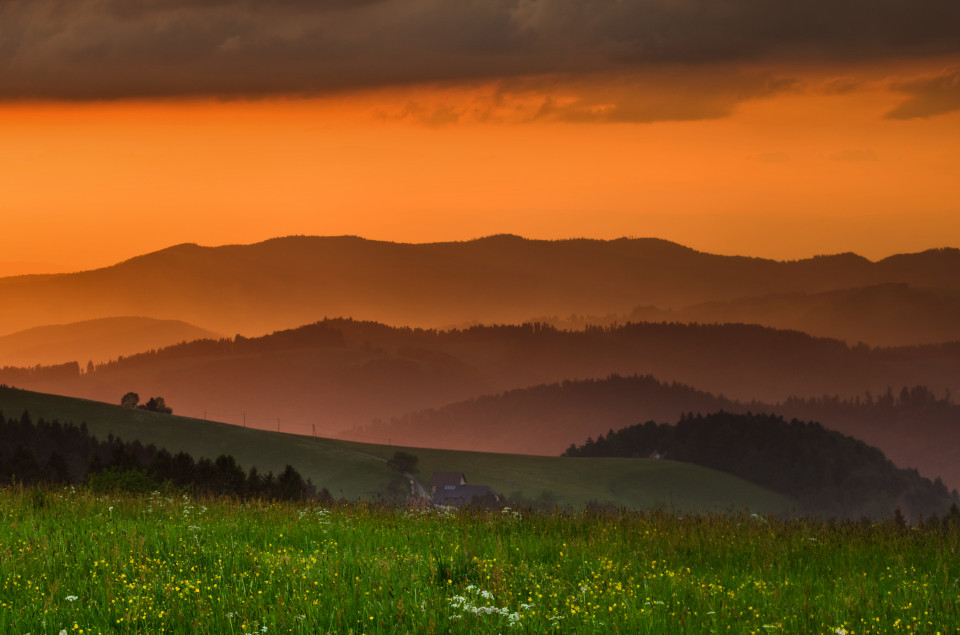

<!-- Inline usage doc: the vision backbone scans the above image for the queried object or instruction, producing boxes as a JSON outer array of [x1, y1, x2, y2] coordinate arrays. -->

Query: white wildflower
[[65, 596, 78, 602]]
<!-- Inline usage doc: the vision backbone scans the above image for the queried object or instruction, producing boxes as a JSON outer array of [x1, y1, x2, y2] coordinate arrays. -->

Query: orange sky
[[2, 62, 959, 272]]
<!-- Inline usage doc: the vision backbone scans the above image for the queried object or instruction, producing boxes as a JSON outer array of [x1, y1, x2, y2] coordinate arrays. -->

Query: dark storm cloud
[[1, 0, 959, 101], [885, 68, 960, 119]]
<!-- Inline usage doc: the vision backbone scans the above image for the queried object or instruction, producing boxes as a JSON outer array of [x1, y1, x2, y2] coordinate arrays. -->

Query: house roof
[[430, 472, 466, 488]]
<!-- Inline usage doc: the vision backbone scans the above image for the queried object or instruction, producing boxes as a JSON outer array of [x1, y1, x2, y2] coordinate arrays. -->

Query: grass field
[[0, 387, 793, 513], [1, 487, 958, 634]]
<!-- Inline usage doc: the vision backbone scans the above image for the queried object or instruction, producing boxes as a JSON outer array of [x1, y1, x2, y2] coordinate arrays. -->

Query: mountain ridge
[[1, 235, 958, 337]]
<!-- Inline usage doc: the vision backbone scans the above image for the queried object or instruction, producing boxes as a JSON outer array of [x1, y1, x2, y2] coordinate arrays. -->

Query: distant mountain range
[[1, 236, 958, 342], [0, 317, 219, 367]]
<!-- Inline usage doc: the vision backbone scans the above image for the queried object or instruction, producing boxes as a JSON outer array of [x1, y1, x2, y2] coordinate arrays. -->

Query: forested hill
[[364, 375, 960, 492], [1, 235, 959, 335], [563, 411, 957, 520]]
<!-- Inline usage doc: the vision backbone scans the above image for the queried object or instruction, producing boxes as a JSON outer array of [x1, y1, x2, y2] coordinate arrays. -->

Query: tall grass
[[1, 487, 957, 633]]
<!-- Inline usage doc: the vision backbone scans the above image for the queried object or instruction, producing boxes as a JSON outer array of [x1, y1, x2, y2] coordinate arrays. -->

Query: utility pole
[[277, 418, 280, 432], [312, 423, 316, 437], [243, 412, 246, 428]]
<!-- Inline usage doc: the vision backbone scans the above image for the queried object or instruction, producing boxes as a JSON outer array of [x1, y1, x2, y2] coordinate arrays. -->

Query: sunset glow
[[2, 0, 960, 272]]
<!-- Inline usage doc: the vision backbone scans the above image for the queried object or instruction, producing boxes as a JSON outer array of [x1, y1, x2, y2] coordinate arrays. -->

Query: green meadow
[[1, 487, 958, 634]]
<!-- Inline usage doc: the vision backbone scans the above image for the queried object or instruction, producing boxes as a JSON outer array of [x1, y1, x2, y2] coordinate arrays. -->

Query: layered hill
[[4, 319, 960, 479], [0, 386, 792, 513], [630, 283, 960, 347], [1, 235, 959, 338], [365, 374, 960, 492], [0, 319, 942, 432], [0, 317, 219, 367]]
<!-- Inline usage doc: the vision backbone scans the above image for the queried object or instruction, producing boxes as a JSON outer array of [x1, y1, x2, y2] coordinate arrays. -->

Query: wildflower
[[65, 596, 78, 602]]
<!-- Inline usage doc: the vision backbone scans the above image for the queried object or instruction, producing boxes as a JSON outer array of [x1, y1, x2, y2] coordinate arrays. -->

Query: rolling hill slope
[[0, 386, 793, 513]]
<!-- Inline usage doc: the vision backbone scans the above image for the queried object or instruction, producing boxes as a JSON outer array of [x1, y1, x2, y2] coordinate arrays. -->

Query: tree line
[[0, 409, 325, 501]]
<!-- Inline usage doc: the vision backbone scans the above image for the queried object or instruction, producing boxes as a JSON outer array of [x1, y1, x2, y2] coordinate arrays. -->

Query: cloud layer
[[2, 0, 960, 116], [886, 68, 960, 119]]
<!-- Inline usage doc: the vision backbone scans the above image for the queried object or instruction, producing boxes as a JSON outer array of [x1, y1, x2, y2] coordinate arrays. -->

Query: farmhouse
[[429, 472, 501, 507]]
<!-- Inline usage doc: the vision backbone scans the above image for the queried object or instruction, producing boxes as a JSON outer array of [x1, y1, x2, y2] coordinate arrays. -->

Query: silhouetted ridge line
[[2, 235, 958, 336]]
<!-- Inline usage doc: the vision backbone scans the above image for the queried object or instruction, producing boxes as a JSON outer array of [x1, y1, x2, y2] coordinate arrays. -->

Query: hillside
[[563, 411, 958, 520], [365, 374, 738, 454], [365, 375, 960, 492], [0, 386, 792, 513], [0, 316, 220, 366], [630, 283, 960, 347], [1, 235, 958, 337]]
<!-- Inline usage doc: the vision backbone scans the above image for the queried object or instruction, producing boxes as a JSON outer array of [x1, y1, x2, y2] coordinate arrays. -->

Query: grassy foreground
[[1, 488, 958, 634]]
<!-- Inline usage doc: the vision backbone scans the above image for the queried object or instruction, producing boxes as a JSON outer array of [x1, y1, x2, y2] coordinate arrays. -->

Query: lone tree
[[387, 451, 419, 475], [120, 392, 139, 408]]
